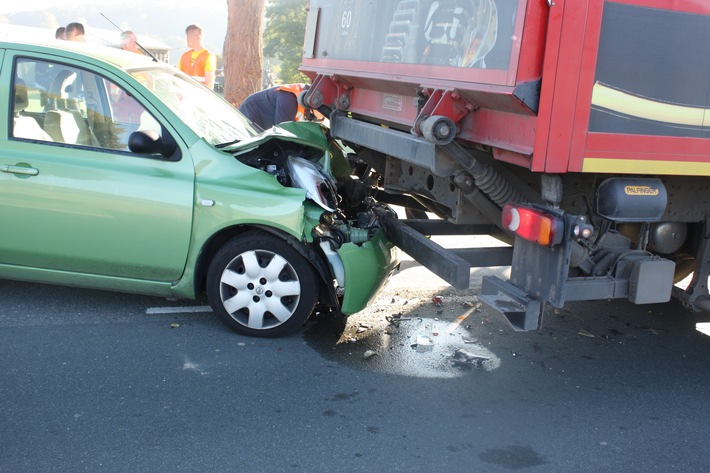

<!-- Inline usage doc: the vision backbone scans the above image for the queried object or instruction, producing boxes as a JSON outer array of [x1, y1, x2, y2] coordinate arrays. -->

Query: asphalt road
[[2, 255, 710, 472]]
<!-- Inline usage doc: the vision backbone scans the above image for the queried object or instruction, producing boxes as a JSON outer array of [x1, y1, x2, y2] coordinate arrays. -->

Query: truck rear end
[[300, 0, 710, 330]]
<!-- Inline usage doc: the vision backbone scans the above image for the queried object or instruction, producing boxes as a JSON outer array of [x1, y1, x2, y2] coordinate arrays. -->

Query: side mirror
[[128, 129, 178, 159]]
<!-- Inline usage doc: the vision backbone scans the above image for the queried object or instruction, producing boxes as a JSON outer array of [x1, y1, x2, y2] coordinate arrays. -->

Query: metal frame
[[376, 213, 512, 290]]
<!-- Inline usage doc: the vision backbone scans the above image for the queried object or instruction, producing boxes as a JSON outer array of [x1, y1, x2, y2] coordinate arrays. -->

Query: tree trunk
[[224, 0, 265, 107]]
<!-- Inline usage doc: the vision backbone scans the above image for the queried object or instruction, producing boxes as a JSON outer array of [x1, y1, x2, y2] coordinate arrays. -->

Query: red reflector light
[[502, 204, 561, 247]]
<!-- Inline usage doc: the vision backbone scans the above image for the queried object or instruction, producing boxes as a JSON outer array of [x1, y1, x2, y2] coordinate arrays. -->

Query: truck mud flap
[[480, 276, 542, 331]]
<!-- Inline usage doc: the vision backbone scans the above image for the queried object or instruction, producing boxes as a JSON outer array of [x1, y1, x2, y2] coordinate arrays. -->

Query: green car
[[2, 39, 399, 337]]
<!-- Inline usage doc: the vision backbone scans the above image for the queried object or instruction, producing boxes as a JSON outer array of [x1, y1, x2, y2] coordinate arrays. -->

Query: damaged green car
[[1, 40, 399, 337]]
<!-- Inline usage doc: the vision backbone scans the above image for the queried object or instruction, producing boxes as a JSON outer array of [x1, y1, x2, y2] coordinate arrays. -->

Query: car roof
[[0, 38, 165, 72]]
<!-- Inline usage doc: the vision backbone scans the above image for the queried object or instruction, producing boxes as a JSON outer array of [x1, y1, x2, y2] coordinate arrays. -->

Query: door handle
[[0, 164, 39, 176]]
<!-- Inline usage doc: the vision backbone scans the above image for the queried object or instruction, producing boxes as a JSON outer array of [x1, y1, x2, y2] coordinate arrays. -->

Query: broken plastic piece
[[413, 335, 434, 352], [454, 348, 490, 363], [577, 328, 595, 338]]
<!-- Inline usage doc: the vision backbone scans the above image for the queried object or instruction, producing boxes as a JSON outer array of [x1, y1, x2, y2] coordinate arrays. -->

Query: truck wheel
[[206, 232, 318, 338]]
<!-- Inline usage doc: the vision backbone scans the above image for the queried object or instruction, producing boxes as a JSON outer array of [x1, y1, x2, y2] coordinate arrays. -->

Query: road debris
[[577, 328, 595, 338], [357, 323, 373, 333], [386, 314, 413, 328], [454, 348, 491, 362], [450, 348, 494, 369], [640, 327, 664, 335], [446, 304, 480, 334], [363, 350, 377, 359], [412, 335, 434, 352]]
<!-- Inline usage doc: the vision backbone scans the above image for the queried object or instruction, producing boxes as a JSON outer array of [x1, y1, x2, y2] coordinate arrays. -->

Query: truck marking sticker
[[589, 2, 710, 138], [592, 82, 710, 128], [314, 0, 515, 70], [383, 94, 403, 112], [582, 158, 710, 176], [624, 186, 659, 196]]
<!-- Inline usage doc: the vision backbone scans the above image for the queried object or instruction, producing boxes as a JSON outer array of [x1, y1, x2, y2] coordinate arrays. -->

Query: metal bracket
[[675, 220, 710, 311], [303, 75, 351, 111], [412, 89, 474, 142], [480, 276, 543, 331]]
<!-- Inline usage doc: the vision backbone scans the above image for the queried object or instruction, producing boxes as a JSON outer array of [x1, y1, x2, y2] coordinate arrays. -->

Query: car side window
[[11, 58, 163, 154]]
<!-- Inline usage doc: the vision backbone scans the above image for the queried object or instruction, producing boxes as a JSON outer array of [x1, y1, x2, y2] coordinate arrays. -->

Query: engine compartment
[[231, 134, 397, 297]]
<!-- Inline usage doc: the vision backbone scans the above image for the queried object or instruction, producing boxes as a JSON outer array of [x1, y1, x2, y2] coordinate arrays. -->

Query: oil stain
[[479, 445, 547, 470], [331, 391, 359, 401]]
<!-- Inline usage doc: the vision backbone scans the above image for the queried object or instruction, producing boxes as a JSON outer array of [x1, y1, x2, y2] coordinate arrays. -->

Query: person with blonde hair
[[120, 31, 142, 54], [178, 24, 216, 90]]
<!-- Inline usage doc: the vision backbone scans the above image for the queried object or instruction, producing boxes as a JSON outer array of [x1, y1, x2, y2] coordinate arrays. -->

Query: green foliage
[[263, 0, 310, 84]]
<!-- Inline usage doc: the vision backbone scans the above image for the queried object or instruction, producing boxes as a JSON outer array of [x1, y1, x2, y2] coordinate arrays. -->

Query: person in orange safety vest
[[178, 24, 217, 90], [238, 84, 310, 129]]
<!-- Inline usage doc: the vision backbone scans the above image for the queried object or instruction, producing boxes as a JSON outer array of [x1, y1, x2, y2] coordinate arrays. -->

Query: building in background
[[0, 24, 172, 62]]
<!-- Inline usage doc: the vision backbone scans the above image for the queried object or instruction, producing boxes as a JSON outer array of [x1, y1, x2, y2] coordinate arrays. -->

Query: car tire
[[206, 232, 318, 338]]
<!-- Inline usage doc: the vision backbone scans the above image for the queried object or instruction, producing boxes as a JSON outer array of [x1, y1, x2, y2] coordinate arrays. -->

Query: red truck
[[299, 0, 710, 330]]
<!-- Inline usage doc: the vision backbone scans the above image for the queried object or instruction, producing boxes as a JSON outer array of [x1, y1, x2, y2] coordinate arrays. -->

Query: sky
[[0, 1, 98, 14], [0, 0, 227, 16], [0, 0, 231, 62]]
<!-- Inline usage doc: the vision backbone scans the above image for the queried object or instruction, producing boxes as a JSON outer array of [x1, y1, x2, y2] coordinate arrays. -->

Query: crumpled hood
[[221, 121, 329, 154]]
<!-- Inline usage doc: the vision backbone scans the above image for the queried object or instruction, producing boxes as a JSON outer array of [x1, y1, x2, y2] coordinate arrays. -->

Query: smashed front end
[[230, 121, 400, 315]]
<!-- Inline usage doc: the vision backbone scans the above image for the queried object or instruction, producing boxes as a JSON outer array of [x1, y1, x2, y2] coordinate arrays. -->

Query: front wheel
[[206, 232, 318, 337]]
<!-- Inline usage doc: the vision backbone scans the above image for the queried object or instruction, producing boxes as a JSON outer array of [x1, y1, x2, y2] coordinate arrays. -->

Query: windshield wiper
[[215, 139, 242, 149]]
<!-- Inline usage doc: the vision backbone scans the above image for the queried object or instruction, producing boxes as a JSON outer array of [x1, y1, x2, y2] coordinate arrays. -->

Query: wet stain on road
[[479, 445, 547, 470], [304, 293, 501, 378]]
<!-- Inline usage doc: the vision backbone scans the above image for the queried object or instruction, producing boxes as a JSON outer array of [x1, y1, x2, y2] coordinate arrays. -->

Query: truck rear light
[[502, 204, 562, 247]]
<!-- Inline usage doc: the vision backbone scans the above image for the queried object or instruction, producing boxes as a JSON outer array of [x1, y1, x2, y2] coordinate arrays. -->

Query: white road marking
[[696, 322, 710, 337], [146, 306, 213, 315]]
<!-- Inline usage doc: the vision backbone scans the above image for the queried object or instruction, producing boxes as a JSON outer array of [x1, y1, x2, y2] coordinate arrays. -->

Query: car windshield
[[127, 66, 260, 145]]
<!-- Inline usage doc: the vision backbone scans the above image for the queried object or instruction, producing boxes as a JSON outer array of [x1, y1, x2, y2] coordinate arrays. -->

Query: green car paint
[[338, 229, 399, 315], [1, 140, 195, 280], [299, 201, 398, 314], [0, 39, 400, 335]]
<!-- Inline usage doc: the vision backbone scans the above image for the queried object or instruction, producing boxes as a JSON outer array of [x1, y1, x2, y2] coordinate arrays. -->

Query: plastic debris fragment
[[412, 335, 434, 352], [454, 348, 490, 362], [577, 328, 595, 338]]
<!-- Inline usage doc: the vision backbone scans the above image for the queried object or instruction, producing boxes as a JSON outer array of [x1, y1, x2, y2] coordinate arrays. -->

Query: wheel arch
[[193, 224, 338, 308]]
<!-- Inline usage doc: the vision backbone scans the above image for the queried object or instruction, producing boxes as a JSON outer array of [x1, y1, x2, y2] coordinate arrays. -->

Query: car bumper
[[337, 229, 399, 315]]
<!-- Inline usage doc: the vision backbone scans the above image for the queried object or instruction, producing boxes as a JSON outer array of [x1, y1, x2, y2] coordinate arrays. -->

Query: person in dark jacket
[[238, 84, 307, 129]]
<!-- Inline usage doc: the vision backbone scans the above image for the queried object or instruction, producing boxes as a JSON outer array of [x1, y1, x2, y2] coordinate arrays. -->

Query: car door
[[0, 55, 195, 282]]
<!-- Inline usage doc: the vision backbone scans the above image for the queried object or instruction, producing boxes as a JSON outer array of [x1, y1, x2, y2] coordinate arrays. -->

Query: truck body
[[300, 0, 710, 330]]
